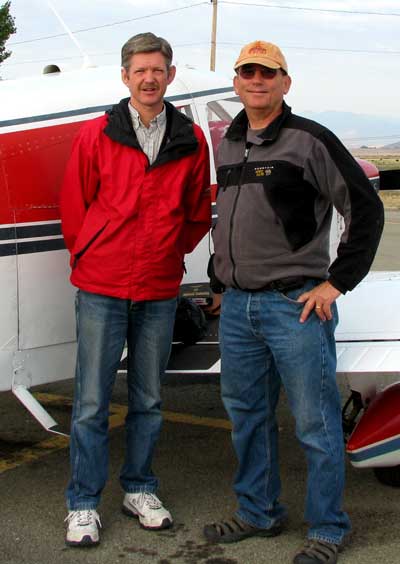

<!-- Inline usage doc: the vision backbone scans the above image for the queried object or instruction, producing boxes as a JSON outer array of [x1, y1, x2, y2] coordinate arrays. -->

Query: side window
[[206, 97, 242, 164]]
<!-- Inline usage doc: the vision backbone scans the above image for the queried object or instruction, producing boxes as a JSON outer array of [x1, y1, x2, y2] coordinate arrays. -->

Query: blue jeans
[[66, 290, 177, 510], [219, 282, 351, 545]]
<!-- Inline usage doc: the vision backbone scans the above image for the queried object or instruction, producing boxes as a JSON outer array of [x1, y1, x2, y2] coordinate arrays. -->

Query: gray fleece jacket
[[212, 102, 384, 294]]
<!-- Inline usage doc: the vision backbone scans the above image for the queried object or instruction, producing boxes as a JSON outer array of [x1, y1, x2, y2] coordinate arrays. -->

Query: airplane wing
[[162, 272, 400, 379], [337, 341, 400, 375], [336, 271, 400, 370]]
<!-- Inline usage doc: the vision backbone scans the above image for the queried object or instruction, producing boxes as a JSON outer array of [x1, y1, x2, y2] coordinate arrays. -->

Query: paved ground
[[0, 210, 399, 564], [371, 209, 400, 270]]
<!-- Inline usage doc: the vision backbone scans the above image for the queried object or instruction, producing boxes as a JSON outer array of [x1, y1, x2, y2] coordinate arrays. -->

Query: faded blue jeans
[[219, 282, 351, 545], [66, 290, 177, 510]]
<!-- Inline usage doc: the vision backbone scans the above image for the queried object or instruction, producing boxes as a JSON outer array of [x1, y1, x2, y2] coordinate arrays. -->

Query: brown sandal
[[203, 515, 282, 544], [293, 539, 339, 563]]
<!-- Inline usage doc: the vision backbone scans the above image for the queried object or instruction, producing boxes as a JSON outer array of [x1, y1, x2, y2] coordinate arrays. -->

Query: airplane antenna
[[210, 0, 218, 71], [47, 1, 95, 68]]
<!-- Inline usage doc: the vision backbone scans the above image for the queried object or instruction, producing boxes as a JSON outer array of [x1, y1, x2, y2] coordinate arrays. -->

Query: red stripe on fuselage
[[211, 183, 217, 203], [0, 120, 86, 225], [0, 118, 219, 227]]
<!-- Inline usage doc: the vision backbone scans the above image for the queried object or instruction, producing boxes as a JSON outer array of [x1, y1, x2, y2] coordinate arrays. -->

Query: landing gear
[[342, 390, 364, 442]]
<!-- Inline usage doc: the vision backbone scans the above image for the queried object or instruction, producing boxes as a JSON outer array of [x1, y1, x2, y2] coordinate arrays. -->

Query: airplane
[[1, 62, 400, 486]]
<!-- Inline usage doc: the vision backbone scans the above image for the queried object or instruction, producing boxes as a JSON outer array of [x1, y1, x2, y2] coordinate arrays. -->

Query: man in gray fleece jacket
[[203, 40, 384, 564]]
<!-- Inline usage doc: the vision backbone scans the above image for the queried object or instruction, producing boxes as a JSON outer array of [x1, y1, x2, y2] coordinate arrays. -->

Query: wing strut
[[12, 384, 69, 437]]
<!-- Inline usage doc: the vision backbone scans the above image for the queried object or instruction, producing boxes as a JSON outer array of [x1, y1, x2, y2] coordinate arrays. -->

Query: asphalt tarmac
[[0, 209, 399, 564]]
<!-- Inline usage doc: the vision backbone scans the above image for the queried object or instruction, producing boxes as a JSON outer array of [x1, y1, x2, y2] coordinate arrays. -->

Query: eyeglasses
[[237, 65, 279, 79]]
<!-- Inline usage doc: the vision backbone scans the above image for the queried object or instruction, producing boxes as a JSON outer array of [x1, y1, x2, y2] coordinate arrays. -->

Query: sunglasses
[[237, 65, 279, 79]]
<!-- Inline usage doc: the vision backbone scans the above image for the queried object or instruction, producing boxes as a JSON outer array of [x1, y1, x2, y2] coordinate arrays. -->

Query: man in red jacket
[[60, 32, 210, 547]]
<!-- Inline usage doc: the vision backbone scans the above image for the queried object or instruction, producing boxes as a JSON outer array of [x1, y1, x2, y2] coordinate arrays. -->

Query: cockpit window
[[206, 97, 242, 163]]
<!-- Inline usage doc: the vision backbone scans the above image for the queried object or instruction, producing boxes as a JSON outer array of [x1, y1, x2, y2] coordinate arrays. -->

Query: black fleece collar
[[226, 101, 292, 143], [103, 98, 199, 165]]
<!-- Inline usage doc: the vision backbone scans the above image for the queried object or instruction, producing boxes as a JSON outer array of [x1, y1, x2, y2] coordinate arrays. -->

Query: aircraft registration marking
[[0, 392, 231, 475]]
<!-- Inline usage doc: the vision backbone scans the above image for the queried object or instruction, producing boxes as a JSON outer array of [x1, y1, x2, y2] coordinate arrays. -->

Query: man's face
[[121, 51, 176, 113], [233, 63, 291, 115]]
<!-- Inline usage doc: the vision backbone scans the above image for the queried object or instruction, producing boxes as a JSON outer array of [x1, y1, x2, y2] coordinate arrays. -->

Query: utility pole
[[210, 0, 218, 71]]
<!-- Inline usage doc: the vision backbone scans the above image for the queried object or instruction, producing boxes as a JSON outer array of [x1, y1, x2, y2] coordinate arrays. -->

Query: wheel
[[374, 465, 400, 487]]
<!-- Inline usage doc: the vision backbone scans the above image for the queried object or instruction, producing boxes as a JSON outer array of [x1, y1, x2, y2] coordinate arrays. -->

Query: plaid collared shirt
[[128, 102, 167, 165]]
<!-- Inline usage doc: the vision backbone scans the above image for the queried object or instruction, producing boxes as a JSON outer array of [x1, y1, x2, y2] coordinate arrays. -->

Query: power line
[[217, 41, 400, 56], [1, 53, 113, 66], [5, 0, 400, 68], [9, 0, 400, 48], [8, 2, 208, 46], [220, 1, 400, 17], [3, 39, 400, 67]]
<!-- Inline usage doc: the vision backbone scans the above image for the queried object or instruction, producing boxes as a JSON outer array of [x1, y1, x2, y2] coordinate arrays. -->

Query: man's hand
[[296, 280, 341, 323]]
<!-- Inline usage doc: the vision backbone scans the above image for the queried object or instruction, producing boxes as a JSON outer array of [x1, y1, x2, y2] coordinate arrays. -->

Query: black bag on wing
[[173, 297, 207, 345]]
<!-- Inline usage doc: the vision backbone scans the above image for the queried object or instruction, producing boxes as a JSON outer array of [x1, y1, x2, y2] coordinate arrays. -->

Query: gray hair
[[121, 32, 173, 71]]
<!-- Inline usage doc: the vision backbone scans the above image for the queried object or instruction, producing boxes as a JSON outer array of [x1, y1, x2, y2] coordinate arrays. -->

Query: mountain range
[[301, 110, 400, 149]]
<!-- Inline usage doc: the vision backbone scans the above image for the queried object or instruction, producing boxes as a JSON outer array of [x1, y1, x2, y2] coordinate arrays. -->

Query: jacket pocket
[[72, 214, 110, 266], [277, 279, 319, 305], [277, 289, 305, 306]]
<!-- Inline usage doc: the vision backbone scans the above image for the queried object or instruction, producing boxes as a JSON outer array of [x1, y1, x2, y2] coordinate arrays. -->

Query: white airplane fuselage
[[1, 66, 400, 469], [0, 65, 234, 393]]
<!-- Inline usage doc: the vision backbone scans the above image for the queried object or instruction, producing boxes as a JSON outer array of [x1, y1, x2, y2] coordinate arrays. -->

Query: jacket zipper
[[229, 142, 252, 288]]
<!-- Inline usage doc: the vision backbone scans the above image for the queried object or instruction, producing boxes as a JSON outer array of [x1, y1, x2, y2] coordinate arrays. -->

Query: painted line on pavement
[[0, 392, 230, 475]]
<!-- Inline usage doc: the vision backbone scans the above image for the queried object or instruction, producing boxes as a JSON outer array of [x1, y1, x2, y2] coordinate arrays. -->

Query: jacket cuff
[[327, 276, 347, 295]]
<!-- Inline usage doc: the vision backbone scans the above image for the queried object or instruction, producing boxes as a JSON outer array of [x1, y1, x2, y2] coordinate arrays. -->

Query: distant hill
[[382, 140, 400, 149], [301, 110, 400, 148]]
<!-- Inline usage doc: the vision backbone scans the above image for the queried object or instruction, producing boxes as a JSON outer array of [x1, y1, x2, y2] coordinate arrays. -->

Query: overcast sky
[[2, 0, 400, 121]]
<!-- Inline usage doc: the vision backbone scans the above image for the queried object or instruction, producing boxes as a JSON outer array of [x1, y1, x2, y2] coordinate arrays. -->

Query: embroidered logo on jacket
[[254, 165, 273, 177]]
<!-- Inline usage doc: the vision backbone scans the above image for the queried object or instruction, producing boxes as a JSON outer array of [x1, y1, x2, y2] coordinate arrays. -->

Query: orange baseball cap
[[234, 40, 288, 73]]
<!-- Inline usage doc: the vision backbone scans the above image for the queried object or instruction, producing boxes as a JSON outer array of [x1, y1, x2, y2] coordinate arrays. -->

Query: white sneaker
[[122, 492, 173, 530], [65, 509, 101, 546]]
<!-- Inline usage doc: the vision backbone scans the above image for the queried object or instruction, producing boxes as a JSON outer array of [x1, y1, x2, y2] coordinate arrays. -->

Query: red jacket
[[60, 99, 211, 301]]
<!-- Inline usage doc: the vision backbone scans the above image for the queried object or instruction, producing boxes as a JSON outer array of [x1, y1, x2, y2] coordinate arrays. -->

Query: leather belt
[[241, 276, 310, 293]]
